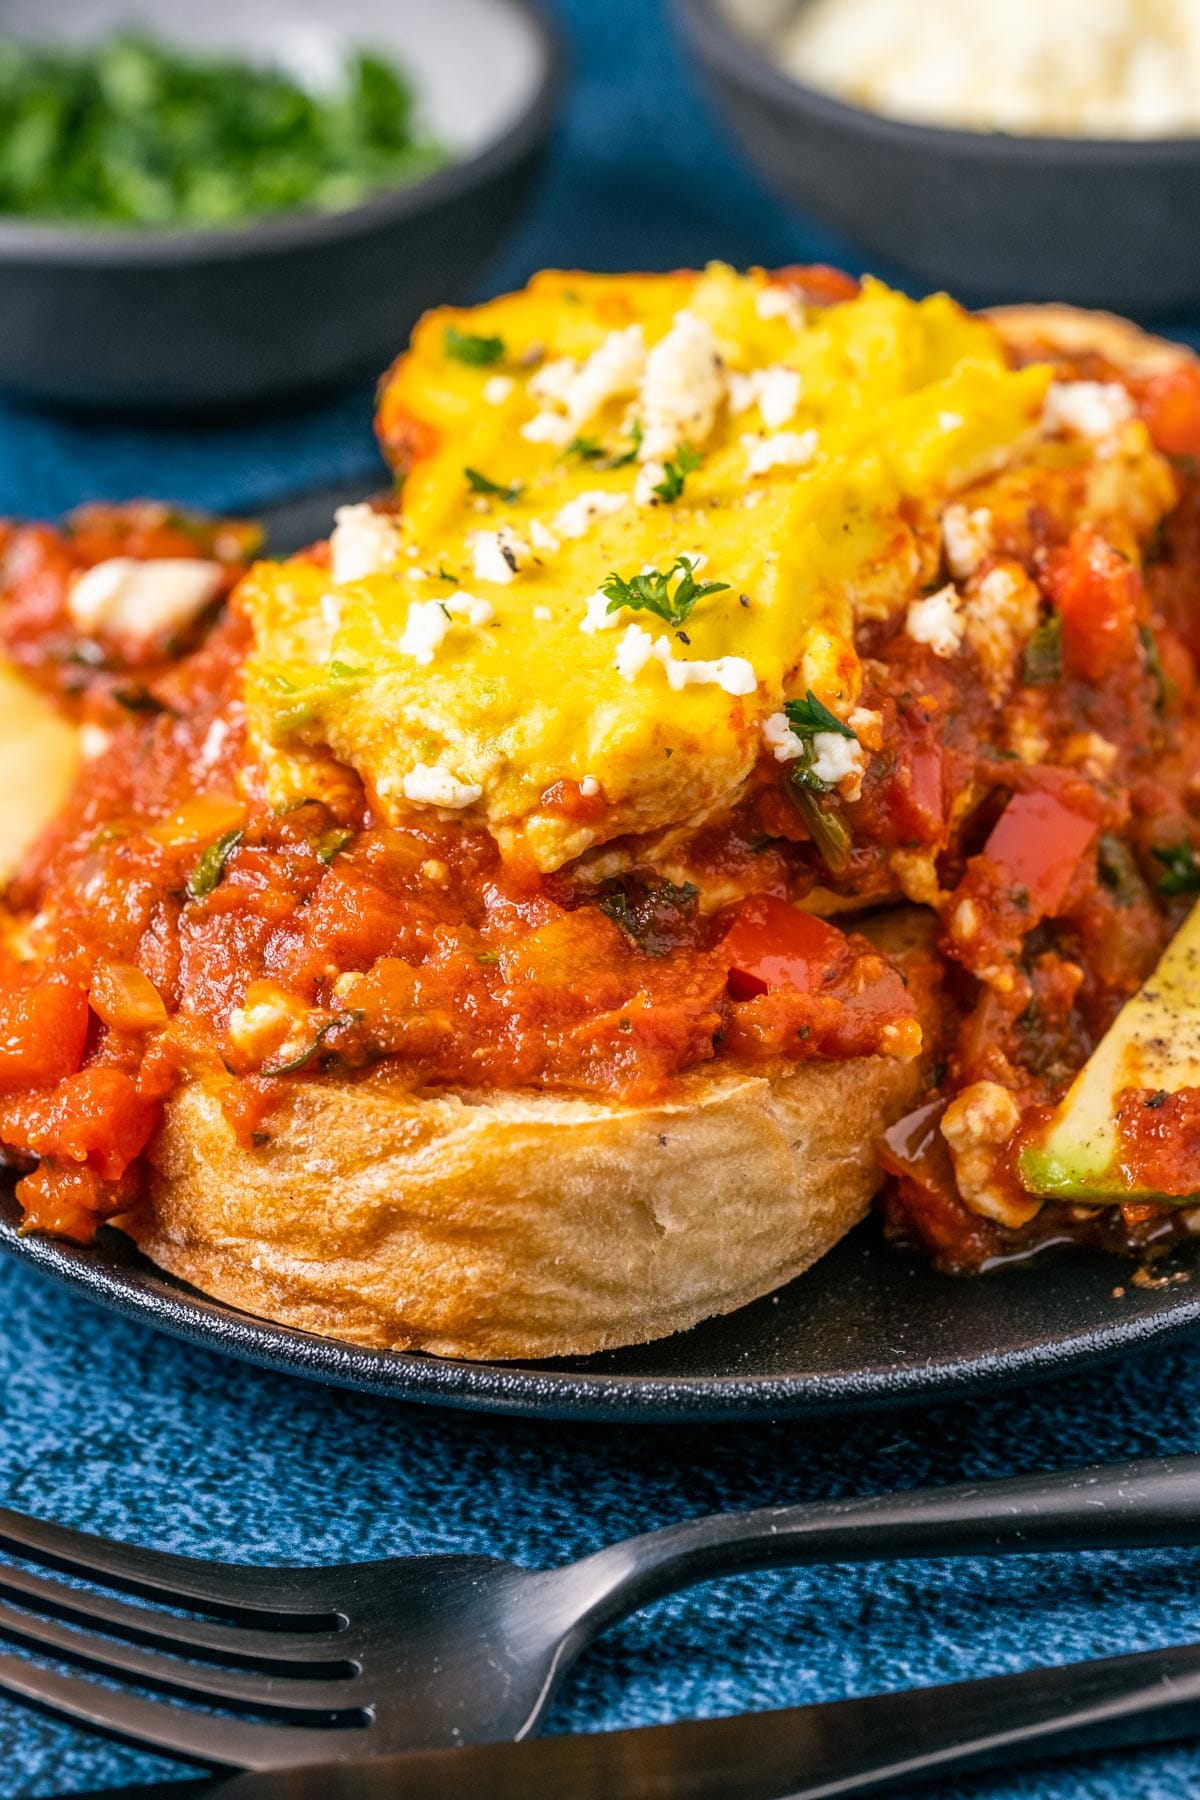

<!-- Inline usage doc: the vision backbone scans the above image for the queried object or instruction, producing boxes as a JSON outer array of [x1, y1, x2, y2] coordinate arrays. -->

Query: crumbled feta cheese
[[639, 311, 726, 462], [728, 364, 803, 428], [809, 731, 866, 790], [579, 775, 600, 798], [580, 588, 622, 633], [634, 460, 668, 507], [743, 429, 818, 476], [1043, 380, 1135, 442], [614, 623, 656, 679], [529, 519, 560, 553], [329, 503, 402, 584], [554, 489, 627, 538], [941, 503, 994, 580], [938, 411, 965, 431], [906, 584, 965, 657], [399, 599, 452, 665], [227, 983, 310, 1060], [762, 711, 806, 761], [526, 328, 646, 443], [320, 593, 342, 635], [445, 589, 495, 627], [406, 567, 427, 581], [533, 605, 553, 621], [614, 628, 756, 695], [472, 527, 529, 584], [964, 563, 1041, 692], [68, 557, 225, 640], [402, 764, 483, 809], [483, 375, 514, 405], [528, 356, 578, 406], [940, 1080, 1033, 1227], [521, 411, 574, 446], [755, 285, 805, 327]]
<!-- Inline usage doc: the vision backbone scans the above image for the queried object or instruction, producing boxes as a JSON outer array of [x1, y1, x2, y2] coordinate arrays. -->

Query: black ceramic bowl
[[0, 0, 563, 414], [673, 0, 1200, 314]]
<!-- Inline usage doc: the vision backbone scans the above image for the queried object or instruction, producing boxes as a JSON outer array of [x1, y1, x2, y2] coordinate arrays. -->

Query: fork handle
[[575, 1455, 1200, 1630]]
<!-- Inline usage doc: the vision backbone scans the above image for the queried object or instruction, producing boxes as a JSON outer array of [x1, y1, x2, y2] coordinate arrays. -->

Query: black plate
[[9, 481, 1200, 1421], [3, 1180, 1199, 1422]]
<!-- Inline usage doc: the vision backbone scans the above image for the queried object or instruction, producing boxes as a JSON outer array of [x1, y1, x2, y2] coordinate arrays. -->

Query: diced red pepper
[[984, 791, 1098, 916], [1137, 364, 1200, 459], [0, 983, 89, 1094], [776, 264, 862, 306], [721, 895, 849, 1000], [1046, 524, 1143, 683], [0, 1067, 158, 1180]]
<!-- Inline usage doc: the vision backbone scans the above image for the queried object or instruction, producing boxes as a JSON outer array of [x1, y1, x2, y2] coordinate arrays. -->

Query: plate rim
[[4, 1195, 1200, 1423]]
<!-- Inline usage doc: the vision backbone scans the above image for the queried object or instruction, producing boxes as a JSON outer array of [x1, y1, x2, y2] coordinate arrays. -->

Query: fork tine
[[0, 1647, 367, 1769], [0, 1593, 358, 1711], [0, 1505, 327, 1617], [0, 1562, 348, 1668]]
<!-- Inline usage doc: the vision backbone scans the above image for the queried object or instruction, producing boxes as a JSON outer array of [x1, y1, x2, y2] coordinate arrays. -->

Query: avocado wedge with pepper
[[1019, 901, 1200, 1204]]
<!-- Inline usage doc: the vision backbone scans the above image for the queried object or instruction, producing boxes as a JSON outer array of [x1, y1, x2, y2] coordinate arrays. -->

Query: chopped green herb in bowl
[[0, 31, 446, 229]]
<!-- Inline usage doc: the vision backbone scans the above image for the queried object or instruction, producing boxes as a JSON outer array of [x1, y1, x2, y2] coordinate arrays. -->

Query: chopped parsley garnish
[[652, 445, 702, 505], [328, 660, 368, 684], [1139, 623, 1172, 713], [602, 418, 643, 469], [187, 829, 242, 900], [1155, 841, 1200, 896], [465, 466, 523, 503], [1023, 615, 1064, 686], [444, 327, 505, 367], [260, 1015, 356, 1078], [783, 689, 855, 742], [595, 875, 700, 956], [602, 554, 729, 627], [566, 436, 604, 461], [788, 784, 851, 873], [0, 34, 445, 230], [1098, 834, 1141, 908]]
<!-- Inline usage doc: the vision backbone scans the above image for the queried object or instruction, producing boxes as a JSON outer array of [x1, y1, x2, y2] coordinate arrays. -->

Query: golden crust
[[990, 303, 1195, 376], [138, 1031, 926, 1361]]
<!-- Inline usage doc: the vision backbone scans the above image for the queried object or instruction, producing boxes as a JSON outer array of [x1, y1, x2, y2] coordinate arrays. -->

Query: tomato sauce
[[5, 348, 1200, 1262]]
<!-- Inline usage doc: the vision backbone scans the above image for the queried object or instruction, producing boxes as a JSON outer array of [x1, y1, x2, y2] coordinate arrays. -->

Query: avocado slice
[[1018, 901, 1200, 1204]]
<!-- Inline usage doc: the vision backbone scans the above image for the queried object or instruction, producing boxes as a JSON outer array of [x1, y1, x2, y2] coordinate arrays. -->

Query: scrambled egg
[[242, 265, 1052, 871]]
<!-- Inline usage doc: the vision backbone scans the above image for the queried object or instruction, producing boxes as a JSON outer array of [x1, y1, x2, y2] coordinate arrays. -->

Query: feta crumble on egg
[[762, 712, 806, 761], [728, 364, 802, 428], [579, 775, 601, 798], [399, 599, 452, 665], [1042, 380, 1135, 442], [808, 731, 866, 791], [472, 527, 529, 584], [613, 626, 757, 696], [743, 429, 818, 476], [755, 285, 805, 327], [554, 489, 627, 538], [941, 503, 993, 580], [445, 589, 495, 627], [529, 519, 560, 553], [906, 584, 965, 657], [329, 503, 402, 584], [483, 375, 514, 405], [580, 588, 622, 633], [523, 326, 646, 446], [402, 764, 483, 809], [638, 311, 726, 462], [68, 557, 225, 640]]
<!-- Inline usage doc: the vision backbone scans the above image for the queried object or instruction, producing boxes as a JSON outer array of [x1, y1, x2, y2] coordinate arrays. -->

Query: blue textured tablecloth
[[4, 4, 1200, 1795]]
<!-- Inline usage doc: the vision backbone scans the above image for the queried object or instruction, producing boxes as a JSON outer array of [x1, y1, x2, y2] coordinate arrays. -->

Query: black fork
[[1, 1455, 1199, 1769]]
